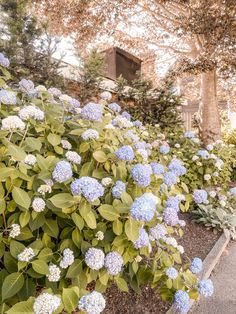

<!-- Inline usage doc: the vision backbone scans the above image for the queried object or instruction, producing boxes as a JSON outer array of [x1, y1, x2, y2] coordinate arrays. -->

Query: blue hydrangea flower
[[166, 196, 181, 212], [230, 187, 236, 196], [112, 181, 126, 199], [163, 171, 178, 187], [104, 252, 123, 275], [82, 129, 99, 141], [149, 224, 167, 240], [163, 207, 179, 226], [115, 145, 135, 161], [71, 177, 104, 202], [150, 162, 165, 175], [134, 141, 148, 150], [190, 257, 202, 274], [197, 150, 209, 159], [108, 102, 121, 112], [131, 164, 152, 187], [0, 53, 10, 67], [174, 290, 190, 314], [48, 87, 62, 97], [130, 193, 158, 222], [121, 111, 131, 120], [0, 90, 17, 105], [85, 248, 105, 270], [134, 227, 150, 249], [198, 279, 214, 297], [166, 267, 178, 279], [193, 190, 208, 204], [69, 98, 80, 108], [52, 161, 73, 183], [160, 144, 170, 154], [133, 120, 143, 128], [124, 130, 140, 143], [184, 131, 195, 138], [19, 79, 35, 94], [168, 159, 186, 176], [81, 102, 103, 121]]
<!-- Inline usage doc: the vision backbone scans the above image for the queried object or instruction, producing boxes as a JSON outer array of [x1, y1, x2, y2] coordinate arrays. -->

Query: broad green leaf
[[0, 167, 16, 181], [31, 260, 49, 275], [19, 211, 30, 228], [121, 192, 133, 206], [66, 259, 83, 278], [125, 219, 139, 242], [24, 137, 42, 152], [112, 219, 123, 235], [2, 272, 24, 300], [98, 204, 119, 221], [115, 277, 129, 292], [47, 133, 61, 146], [42, 219, 59, 238], [84, 211, 97, 229], [49, 193, 75, 209], [93, 151, 108, 163], [10, 241, 25, 259], [71, 213, 84, 230], [79, 142, 90, 153], [62, 287, 80, 313], [37, 248, 53, 262], [12, 187, 31, 210], [6, 297, 34, 313], [7, 144, 26, 161]]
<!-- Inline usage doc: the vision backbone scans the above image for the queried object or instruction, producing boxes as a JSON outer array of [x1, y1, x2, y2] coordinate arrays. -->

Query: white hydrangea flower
[[44, 179, 54, 187], [175, 143, 180, 148], [164, 237, 178, 248], [32, 198, 46, 212], [60, 248, 75, 269], [142, 131, 149, 137], [206, 144, 213, 151], [213, 171, 219, 177], [192, 155, 199, 161], [95, 231, 104, 241], [19, 105, 44, 121], [196, 161, 202, 166], [37, 185, 52, 195], [78, 291, 106, 314], [47, 264, 61, 282], [61, 139, 72, 150], [177, 245, 184, 254], [82, 129, 99, 141], [18, 247, 35, 262], [100, 91, 112, 100], [36, 85, 47, 92], [104, 123, 115, 129], [24, 154, 37, 166], [9, 224, 21, 238], [209, 154, 217, 159], [85, 248, 105, 270], [59, 94, 72, 102], [65, 151, 81, 165], [1, 116, 25, 131], [204, 174, 211, 181], [112, 116, 133, 129], [209, 191, 217, 198], [101, 177, 113, 187], [219, 200, 226, 207], [33, 293, 61, 314]]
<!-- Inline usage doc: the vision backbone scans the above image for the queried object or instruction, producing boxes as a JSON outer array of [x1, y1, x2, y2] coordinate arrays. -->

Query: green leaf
[[79, 142, 90, 153], [47, 133, 61, 146], [115, 277, 129, 292], [10, 241, 25, 259], [121, 192, 133, 206], [19, 211, 30, 228], [0, 167, 16, 181], [98, 204, 119, 221], [7, 144, 26, 161], [125, 219, 139, 242], [93, 151, 108, 163], [42, 219, 59, 238], [6, 297, 34, 313], [31, 260, 49, 275], [37, 248, 53, 262], [71, 213, 84, 230], [62, 287, 80, 313], [2, 272, 24, 300], [24, 137, 42, 152], [113, 219, 123, 235], [66, 259, 83, 278], [12, 187, 31, 210], [49, 193, 75, 209], [83, 211, 97, 229]]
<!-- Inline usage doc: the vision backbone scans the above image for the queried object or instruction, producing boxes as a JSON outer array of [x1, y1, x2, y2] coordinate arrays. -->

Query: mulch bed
[[103, 213, 220, 314]]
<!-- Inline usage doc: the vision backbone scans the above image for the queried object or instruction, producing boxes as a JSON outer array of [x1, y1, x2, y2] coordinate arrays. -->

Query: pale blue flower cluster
[[197, 150, 209, 159], [163, 207, 179, 226], [163, 171, 178, 187], [166, 267, 178, 279], [150, 162, 165, 175], [78, 291, 106, 314], [131, 164, 152, 187], [115, 145, 135, 161], [85, 248, 105, 270], [190, 257, 202, 274], [82, 129, 99, 141], [19, 79, 35, 94], [198, 279, 214, 297], [134, 141, 148, 150], [193, 190, 208, 204], [121, 111, 131, 120], [160, 144, 170, 154], [0, 53, 10, 67], [133, 120, 143, 128], [184, 131, 195, 138], [130, 193, 158, 221], [48, 87, 62, 97], [0, 89, 17, 105], [174, 290, 190, 314], [124, 130, 140, 142], [168, 158, 186, 176], [70, 177, 104, 202], [149, 223, 167, 240], [108, 102, 121, 112], [104, 252, 123, 275], [81, 102, 103, 121], [166, 196, 180, 212], [230, 187, 236, 196], [69, 98, 80, 108], [112, 181, 126, 199], [134, 227, 150, 249], [52, 160, 73, 183]]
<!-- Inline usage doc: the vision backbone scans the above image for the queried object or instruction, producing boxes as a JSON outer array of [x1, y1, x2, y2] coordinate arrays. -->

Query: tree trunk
[[199, 69, 221, 144]]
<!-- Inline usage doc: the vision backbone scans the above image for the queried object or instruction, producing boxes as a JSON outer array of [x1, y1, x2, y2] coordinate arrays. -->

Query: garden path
[[191, 241, 236, 314]]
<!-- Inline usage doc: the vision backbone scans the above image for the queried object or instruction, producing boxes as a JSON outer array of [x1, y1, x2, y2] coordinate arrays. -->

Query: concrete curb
[[166, 233, 230, 314]]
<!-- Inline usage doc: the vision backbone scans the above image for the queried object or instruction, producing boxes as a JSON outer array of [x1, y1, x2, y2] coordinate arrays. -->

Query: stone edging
[[166, 233, 230, 314]]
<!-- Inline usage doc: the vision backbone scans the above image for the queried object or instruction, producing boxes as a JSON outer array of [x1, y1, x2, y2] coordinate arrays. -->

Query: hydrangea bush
[[0, 55, 213, 314]]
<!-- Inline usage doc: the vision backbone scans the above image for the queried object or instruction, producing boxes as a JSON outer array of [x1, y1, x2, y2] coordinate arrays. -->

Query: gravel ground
[[103, 213, 220, 314]]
